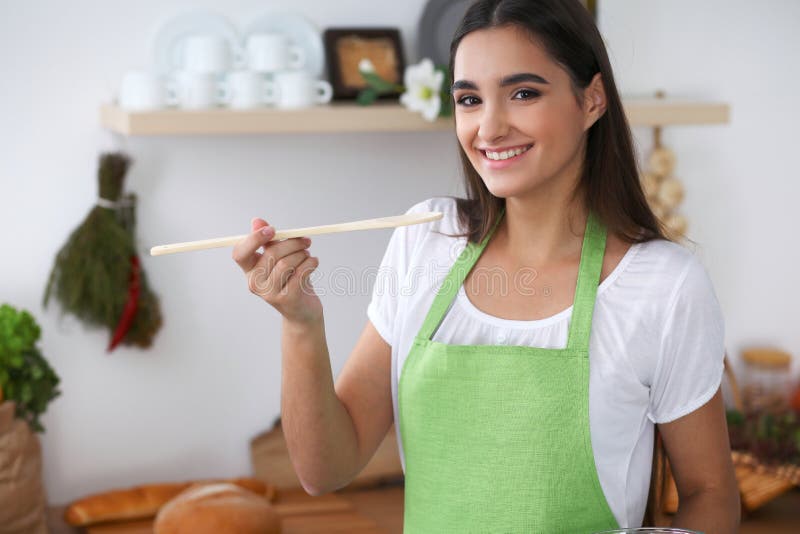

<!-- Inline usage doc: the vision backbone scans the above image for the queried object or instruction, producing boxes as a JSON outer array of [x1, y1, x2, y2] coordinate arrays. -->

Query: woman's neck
[[496, 186, 588, 268]]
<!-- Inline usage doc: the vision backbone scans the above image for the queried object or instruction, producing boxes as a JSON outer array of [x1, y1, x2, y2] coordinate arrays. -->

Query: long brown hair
[[447, 0, 668, 245]]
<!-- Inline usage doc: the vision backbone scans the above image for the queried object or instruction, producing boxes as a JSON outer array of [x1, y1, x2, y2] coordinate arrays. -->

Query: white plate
[[152, 10, 243, 75], [243, 10, 325, 78]]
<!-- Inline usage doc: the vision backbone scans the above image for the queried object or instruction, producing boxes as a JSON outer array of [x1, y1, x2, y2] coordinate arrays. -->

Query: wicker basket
[[651, 356, 799, 518]]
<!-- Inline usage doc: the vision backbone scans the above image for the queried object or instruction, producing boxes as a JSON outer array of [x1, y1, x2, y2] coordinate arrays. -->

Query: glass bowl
[[593, 529, 702, 534]]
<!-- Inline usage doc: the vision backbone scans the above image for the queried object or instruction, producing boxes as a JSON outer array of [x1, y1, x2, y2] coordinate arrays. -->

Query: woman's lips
[[479, 144, 533, 169]]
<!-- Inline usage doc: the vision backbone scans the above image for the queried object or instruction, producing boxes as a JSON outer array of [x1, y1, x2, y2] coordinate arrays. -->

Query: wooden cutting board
[[84, 490, 386, 534]]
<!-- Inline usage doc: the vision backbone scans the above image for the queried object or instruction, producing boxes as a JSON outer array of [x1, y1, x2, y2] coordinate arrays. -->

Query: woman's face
[[453, 25, 598, 200]]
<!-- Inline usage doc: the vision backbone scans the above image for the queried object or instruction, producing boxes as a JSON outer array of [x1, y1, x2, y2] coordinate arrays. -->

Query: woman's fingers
[[251, 217, 268, 231], [286, 253, 320, 295], [232, 224, 275, 273], [256, 238, 311, 291], [254, 247, 310, 297], [245, 236, 311, 297]]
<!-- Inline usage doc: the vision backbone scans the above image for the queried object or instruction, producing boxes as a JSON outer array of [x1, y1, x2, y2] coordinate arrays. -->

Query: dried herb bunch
[[115, 192, 162, 348], [43, 152, 161, 350]]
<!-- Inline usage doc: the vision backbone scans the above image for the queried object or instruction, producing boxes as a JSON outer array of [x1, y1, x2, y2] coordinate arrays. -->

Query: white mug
[[172, 71, 223, 109], [119, 70, 175, 110], [270, 71, 332, 109], [182, 35, 233, 74], [221, 71, 274, 109], [245, 33, 306, 73]]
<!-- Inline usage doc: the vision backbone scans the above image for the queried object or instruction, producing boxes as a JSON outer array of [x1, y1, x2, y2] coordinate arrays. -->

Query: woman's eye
[[514, 89, 541, 100], [456, 95, 481, 107]]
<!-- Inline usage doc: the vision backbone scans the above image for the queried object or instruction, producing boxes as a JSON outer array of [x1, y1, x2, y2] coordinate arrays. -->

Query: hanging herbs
[[114, 192, 162, 349], [42, 153, 162, 352]]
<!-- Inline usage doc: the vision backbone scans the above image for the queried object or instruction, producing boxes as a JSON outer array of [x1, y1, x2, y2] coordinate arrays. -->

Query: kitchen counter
[[47, 485, 799, 533]]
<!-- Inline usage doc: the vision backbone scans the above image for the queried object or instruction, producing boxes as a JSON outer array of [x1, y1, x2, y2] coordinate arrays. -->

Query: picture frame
[[323, 28, 406, 100], [581, 0, 597, 19]]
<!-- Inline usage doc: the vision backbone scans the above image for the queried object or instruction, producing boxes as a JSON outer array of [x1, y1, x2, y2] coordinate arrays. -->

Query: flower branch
[[358, 58, 452, 122]]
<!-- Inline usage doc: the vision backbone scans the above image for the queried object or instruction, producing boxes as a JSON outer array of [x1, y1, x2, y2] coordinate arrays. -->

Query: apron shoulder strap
[[566, 211, 607, 352], [417, 207, 504, 341]]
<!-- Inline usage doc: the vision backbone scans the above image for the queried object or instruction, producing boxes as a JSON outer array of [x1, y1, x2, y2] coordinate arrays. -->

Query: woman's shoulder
[[631, 237, 697, 270], [612, 237, 718, 307], [405, 196, 463, 230], [378, 197, 465, 274], [400, 196, 467, 247]]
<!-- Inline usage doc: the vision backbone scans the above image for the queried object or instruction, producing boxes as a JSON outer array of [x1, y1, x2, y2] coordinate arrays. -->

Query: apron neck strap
[[417, 207, 607, 352], [416, 207, 505, 341], [566, 210, 607, 352]]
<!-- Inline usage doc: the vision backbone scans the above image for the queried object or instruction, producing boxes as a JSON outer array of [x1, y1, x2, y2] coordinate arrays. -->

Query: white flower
[[399, 58, 444, 122], [358, 58, 376, 74]]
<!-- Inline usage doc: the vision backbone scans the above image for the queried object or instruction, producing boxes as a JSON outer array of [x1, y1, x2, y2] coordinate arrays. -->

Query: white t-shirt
[[366, 196, 726, 528]]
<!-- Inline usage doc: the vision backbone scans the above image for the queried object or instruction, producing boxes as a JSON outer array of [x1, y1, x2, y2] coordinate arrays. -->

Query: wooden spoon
[[150, 211, 443, 256]]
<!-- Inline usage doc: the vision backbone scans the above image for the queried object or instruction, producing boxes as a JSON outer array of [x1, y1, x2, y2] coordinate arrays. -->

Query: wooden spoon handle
[[150, 211, 442, 256]]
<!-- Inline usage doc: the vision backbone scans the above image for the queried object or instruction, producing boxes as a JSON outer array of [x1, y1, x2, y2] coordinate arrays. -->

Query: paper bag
[[0, 401, 48, 534]]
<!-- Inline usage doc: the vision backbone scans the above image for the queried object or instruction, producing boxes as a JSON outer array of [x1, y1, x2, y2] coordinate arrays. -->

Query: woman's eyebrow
[[451, 72, 550, 93], [500, 73, 550, 86], [451, 80, 478, 92]]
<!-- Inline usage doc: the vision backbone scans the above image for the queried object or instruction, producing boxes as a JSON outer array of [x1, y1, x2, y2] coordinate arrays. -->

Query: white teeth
[[484, 145, 531, 161]]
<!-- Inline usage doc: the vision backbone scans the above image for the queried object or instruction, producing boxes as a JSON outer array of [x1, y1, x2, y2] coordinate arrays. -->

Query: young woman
[[233, 0, 740, 531]]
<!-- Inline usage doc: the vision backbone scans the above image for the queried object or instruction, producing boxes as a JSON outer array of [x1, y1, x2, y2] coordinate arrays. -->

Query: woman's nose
[[477, 104, 510, 143]]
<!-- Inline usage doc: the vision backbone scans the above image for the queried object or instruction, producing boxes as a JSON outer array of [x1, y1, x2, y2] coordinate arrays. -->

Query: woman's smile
[[478, 143, 534, 169]]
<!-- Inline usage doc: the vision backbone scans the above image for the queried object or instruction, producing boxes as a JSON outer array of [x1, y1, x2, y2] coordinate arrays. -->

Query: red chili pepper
[[107, 255, 141, 353]]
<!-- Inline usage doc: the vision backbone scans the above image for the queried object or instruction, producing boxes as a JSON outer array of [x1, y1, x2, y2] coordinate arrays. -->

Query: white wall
[[0, 0, 796, 505], [598, 0, 800, 378]]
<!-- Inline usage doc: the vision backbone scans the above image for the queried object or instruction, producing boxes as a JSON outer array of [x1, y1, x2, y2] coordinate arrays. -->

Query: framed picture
[[324, 28, 406, 100], [581, 0, 597, 19]]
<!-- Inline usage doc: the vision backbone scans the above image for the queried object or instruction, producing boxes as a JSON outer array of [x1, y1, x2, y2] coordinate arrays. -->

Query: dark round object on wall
[[417, 0, 473, 67]]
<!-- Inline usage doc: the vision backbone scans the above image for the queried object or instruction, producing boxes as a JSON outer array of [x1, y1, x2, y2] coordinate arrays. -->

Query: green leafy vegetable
[[0, 304, 61, 432]]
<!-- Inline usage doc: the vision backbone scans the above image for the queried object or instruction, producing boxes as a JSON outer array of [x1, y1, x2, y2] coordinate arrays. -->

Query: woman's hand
[[232, 217, 322, 326]]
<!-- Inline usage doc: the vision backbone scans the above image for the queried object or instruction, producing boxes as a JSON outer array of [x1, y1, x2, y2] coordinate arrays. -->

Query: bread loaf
[[64, 477, 273, 526], [154, 482, 281, 534]]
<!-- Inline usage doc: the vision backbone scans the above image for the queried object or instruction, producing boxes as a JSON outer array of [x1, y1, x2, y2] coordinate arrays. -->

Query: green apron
[[398, 208, 619, 533]]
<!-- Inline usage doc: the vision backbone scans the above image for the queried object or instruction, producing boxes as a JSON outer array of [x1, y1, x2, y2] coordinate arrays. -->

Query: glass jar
[[740, 347, 792, 413]]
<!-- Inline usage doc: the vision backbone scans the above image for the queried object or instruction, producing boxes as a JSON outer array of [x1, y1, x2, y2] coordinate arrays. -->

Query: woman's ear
[[583, 73, 607, 130]]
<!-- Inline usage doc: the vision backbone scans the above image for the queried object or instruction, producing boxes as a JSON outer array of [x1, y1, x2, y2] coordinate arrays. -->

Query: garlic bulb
[[650, 201, 667, 220], [657, 177, 685, 211], [640, 171, 661, 201], [649, 147, 676, 176], [664, 213, 688, 238]]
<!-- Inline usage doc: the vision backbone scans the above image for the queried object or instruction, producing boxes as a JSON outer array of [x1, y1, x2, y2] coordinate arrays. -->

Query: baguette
[[64, 477, 273, 526]]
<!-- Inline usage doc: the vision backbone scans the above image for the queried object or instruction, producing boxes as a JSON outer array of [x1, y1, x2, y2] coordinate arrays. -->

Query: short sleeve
[[648, 256, 726, 423], [366, 200, 431, 346]]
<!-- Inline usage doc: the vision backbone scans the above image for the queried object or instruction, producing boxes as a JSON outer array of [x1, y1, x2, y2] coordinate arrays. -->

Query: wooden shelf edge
[[624, 99, 730, 126], [100, 102, 453, 136], [100, 99, 730, 136]]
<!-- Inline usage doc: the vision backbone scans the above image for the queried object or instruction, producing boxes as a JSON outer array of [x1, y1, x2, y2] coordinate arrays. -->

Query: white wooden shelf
[[100, 99, 729, 136]]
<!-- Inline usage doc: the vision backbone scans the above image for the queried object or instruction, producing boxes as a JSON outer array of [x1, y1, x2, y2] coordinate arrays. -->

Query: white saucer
[[152, 10, 243, 75], [243, 10, 326, 77]]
